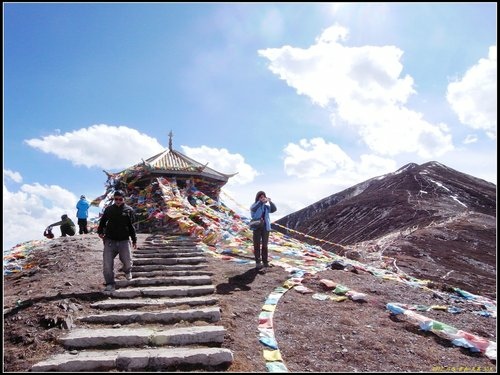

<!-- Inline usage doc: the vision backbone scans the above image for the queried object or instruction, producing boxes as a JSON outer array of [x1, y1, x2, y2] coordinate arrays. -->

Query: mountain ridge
[[275, 161, 496, 298]]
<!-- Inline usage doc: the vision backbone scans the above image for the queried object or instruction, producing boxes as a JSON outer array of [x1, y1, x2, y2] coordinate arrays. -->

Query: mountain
[[275, 161, 496, 298]]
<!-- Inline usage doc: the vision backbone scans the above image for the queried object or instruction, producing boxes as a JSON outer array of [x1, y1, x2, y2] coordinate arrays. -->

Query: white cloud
[[258, 24, 455, 158], [353, 106, 453, 158], [4, 169, 23, 183], [225, 149, 397, 222], [258, 24, 415, 107], [283, 137, 352, 177], [353, 154, 398, 180], [446, 46, 497, 139], [2, 183, 99, 251], [24, 124, 165, 170], [180, 145, 259, 185], [258, 136, 398, 218], [463, 134, 478, 145], [316, 24, 349, 44]]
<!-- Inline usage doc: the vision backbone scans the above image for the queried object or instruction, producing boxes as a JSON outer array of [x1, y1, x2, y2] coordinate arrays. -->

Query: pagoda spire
[[168, 130, 173, 151]]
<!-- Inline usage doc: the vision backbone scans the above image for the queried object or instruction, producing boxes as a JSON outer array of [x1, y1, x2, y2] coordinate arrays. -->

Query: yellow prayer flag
[[263, 349, 282, 361]]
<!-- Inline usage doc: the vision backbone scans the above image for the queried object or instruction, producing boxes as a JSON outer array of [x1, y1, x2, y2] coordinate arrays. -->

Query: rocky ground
[[3, 233, 497, 373]]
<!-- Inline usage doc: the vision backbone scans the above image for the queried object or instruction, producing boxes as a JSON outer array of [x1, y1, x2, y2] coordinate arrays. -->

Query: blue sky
[[3, 3, 497, 251]]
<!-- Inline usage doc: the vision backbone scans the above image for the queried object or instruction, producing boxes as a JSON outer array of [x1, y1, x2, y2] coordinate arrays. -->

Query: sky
[[3, 3, 497, 251]]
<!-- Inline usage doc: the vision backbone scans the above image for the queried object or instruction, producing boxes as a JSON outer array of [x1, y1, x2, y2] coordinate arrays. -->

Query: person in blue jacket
[[250, 191, 277, 269], [76, 195, 90, 234]]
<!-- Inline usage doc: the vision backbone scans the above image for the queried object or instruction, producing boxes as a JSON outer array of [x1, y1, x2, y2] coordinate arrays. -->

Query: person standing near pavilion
[[250, 190, 277, 269], [76, 195, 90, 234]]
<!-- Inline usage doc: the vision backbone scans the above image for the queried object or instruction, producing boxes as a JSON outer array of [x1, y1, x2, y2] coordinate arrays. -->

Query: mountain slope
[[275, 161, 496, 298]]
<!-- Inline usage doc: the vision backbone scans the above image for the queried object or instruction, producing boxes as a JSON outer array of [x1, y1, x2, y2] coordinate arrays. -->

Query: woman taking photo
[[250, 191, 277, 269]]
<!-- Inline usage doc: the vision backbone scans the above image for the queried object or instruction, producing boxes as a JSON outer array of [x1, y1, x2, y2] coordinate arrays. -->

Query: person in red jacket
[[97, 190, 137, 292]]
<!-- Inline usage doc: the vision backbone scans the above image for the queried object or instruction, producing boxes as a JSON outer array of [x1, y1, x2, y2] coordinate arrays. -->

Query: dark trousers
[[61, 224, 76, 237], [77, 218, 88, 234], [253, 227, 270, 264]]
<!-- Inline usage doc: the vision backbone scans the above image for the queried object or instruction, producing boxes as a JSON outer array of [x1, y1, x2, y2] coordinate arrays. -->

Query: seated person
[[47, 214, 76, 237]]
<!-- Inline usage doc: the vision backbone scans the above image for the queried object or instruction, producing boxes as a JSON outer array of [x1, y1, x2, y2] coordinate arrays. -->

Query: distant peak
[[422, 161, 446, 169], [394, 163, 419, 174]]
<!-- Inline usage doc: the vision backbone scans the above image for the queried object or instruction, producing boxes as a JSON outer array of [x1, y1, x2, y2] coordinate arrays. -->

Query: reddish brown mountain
[[275, 161, 496, 298]]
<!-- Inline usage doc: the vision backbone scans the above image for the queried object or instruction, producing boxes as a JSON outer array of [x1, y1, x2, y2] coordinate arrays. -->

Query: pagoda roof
[[138, 148, 237, 183]]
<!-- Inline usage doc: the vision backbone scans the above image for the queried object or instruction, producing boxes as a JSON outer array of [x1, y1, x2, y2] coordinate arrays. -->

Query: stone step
[[29, 234, 234, 373], [131, 269, 213, 278], [140, 246, 201, 251], [91, 295, 218, 310], [144, 237, 198, 245], [115, 275, 212, 288], [136, 245, 201, 251], [59, 325, 226, 348], [79, 306, 221, 325], [144, 235, 200, 245], [134, 250, 203, 255], [104, 284, 215, 298], [31, 347, 233, 372], [133, 257, 207, 266], [132, 264, 207, 272], [133, 251, 206, 258], [143, 243, 200, 248]]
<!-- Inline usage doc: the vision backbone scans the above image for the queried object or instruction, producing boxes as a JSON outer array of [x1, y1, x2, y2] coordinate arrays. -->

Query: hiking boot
[[263, 262, 270, 268], [104, 284, 115, 292], [256, 260, 263, 269], [126, 272, 132, 281]]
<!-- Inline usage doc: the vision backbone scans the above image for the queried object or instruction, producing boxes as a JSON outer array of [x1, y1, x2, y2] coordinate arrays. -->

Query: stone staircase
[[31, 234, 233, 372]]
